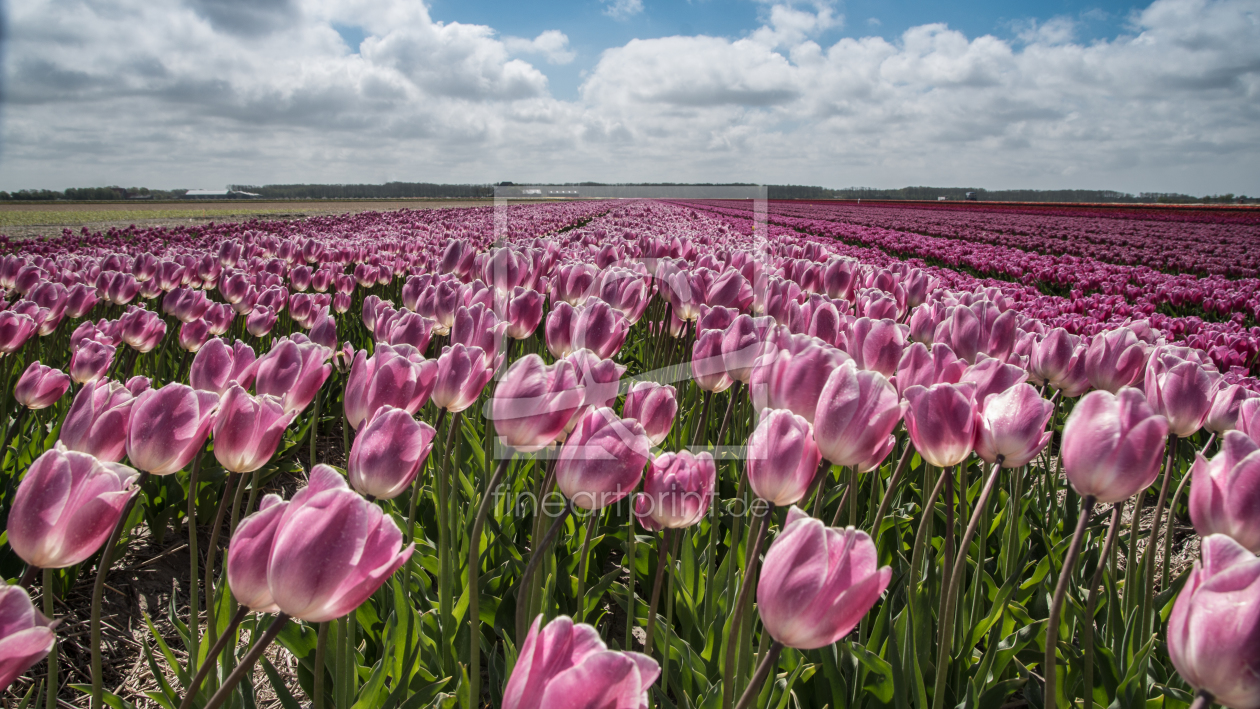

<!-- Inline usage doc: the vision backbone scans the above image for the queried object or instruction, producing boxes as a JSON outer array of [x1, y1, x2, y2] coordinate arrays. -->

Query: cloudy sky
[[3, 0, 1258, 194]]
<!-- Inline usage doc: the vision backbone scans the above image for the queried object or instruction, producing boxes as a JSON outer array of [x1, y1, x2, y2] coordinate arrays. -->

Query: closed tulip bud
[[622, 381, 677, 446], [205, 303, 235, 335], [502, 287, 544, 339], [895, 342, 966, 396], [570, 300, 629, 360], [126, 384, 220, 475], [1060, 388, 1169, 503], [0, 584, 56, 691], [178, 317, 212, 352], [960, 354, 1027, 407], [1030, 328, 1079, 385], [1145, 352, 1221, 437], [60, 379, 135, 462], [0, 311, 37, 354], [69, 338, 116, 384], [908, 303, 946, 344], [7, 444, 140, 568], [1189, 431, 1260, 552], [255, 337, 334, 415], [125, 376, 151, 396], [343, 345, 437, 429], [332, 292, 351, 314], [246, 305, 278, 337], [14, 361, 70, 410], [722, 314, 772, 383], [491, 354, 585, 453], [118, 306, 166, 352], [213, 385, 296, 474], [903, 382, 978, 468], [1206, 385, 1258, 435], [750, 336, 850, 423], [1085, 327, 1147, 393], [545, 301, 576, 358], [692, 328, 734, 392], [65, 283, 100, 318], [1167, 534, 1260, 709], [430, 343, 495, 413], [503, 615, 659, 709], [228, 493, 288, 612], [974, 383, 1054, 468], [846, 317, 910, 378], [747, 408, 822, 505], [757, 507, 892, 649], [347, 406, 437, 500], [566, 349, 626, 418], [1051, 344, 1091, 397], [379, 310, 434, 354], [634, 450, 715, 530], [452, 303, 508, 367], [555, 407, 651, 510], [266, 465, 413, 622], [813, 361, 906, 469], [190, 338, 257, 395]]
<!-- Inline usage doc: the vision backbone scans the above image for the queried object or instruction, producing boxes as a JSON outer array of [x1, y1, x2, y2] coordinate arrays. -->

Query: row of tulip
[[0, 198, 1256, 709]]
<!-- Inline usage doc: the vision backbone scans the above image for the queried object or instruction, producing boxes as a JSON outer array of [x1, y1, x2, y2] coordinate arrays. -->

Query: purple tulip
[[974, 383, 1054, 468], [254, 337, 333, 415], [566, 349, 627, 424], [622, 381, 678, 446], [0, 312, 37, 355], [118, 306, 166, 353], [126, 384, 220, 475], [7, 444, 140, 568], [1145, 351, 1221, 437], [491, 354, 585, 453], [125, 376, 151, 396], [571, 299, 630, 360], [430, 344, 495, 414], [903, 382, 978, 468], [347, 406, 437, 500], [634, 450, 715, 530], [60, 379, 136, 462], [343, 345, 437, 429], [266, 465, 413, 622], [65, 283, 100, 318], [545, 301, 576, 359], [0, 584, 56, 692], [1206, 385, 1258, 435], [69, 338, 116, 385], [246, 305, 278, 338], [502, 287, 544, 340], [960, 354, 1027, 407], [1167, 534, 1260, 709], [13, 361, 71, 410], [1084, 327, 1147, 393], [692, 328, 734, 393], [1060, 388, 1169, 503], [178, 318, 213, 353], [846, 317, 910, 378], [1189, 431, 1260, 552], [750, 335, 851, 423], [503, 615, 659, 709], [190, 338, 258, 395], [895, 342, 967, 396], [1030, 328, 1079, 385], [213, 385, 297, 474], [747, 408, 822, 505], [555, 407, 651, 510], [814, 361, 906, 470], [757, 507, 892, 649]]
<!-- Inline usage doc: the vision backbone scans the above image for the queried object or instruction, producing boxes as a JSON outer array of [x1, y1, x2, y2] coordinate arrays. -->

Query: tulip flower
[[692, 328, 734, 393], [14, 361, 70, 409], [60, 379, 136, 462], [1167, 534, 1260, 709], [545, 301, 576, 358], [757, 507, 891, 649], [1085, 327, 1147, 393], [0, 311, 37, 354], [502, 287, 544, 339], [814, 361, 906, 469], [125, 376, 151, 396], [266, 465, 413, 622], [7, 444, 140, 568], [69, 338, 116, 384], [254, 337, 333, 415], [622, 381, 678, 446], [246, 305, 278, 338], [722, 314, 771, 384], [1145, 351, 1221, 437], [570, 300, 630, 360], [126, 384, 220, 475], [1188, 431, 1260, 552], [1240, 399, 1260, 442], [190, 338, 257, 395], [1060, 388, 1169, 503], [555, 407, 651, 510], [903, 382, 978, 468], [212, 385, 297, 474], [1030, 328, 1079, 385], [490, 354, 585, 453], [1206, 385, 1258, 435], [347, 406, 437, 500], [343, 345, 437, 429], [895, 342, 967, 396], [974, 383, 1054, 468], [65, 283, 100, 318], [179, 318, 213, 352], [747, 408, 822, 506], [502, 615, 659, 709], [118, 306, 166, 352], [960, 355, 1027, 407], [430, 343, 495, 413], [0, 584, 56, 692], [846, 317, 910, 378], [566, 349, 627, 420], [750, 336, 851, 423], [633, 450, 716, 530]]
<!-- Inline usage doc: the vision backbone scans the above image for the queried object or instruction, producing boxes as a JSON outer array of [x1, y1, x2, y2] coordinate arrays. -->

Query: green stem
[[721, 505, 773, 709], [644, 529, 673, 656], [186, 447, 205, 675], [516, 500, 572, 645], [626, 497, 638, 649], [44, 568, 57, 709], [198, 614, 290, 709], [575, 509, 600, 623], [1082, 506, 1122, 709], [204, 472, 239, 653], [178, 606, 249, 709], [691, 390, 714, 447], [426, 408, 452, 671], [1045, 495, 1096, 709], [1142, 434, 1179, 635], [733, 642, 784, 709], [469, 457, 511, 707], [1162, 446, 1195, 592], [871, 440, 915, 544], [313, 622, 328, 709], [91, 471, 149, 709], [848, 464, 860, 527], [309, 385, 321, 466]]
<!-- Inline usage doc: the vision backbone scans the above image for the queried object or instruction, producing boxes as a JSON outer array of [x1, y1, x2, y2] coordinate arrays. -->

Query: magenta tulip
[[545, 301, 576, 359], [490, 354, 585, 453], [13, 361, 70, 410], [566, 349, 627, 420], [1206, 385, 1258, 435], [59, 379, 135, 462], [65, 283, 99, 318], [190, 338, 257, 395], [750, 335, 850, 423], [451, 303, 508, 367], [1189, 431, 1260, 552], [903, 382, 978, 468], [502, 287, 544, 340], [1167, 534, 1260, 709], [1030, 328, 1079, 386], [118, 306, 166, 353], [430, 344, 495, 413], [1060, 388, 1169, 503], [634, 450, 716, 531], [6, 444, 140, 568], [974, 383, 1054, 468], [0, 311, 37, 355], [757, 507, 892, 649], [895, 342, 966, 396], [1145, 351, 1221, 437], [347, 406, 437, 500], [960, 355, 1027, 407], [747, 408, 822, 506], [622, 381, 678, 446], [266, 465, 413, 622], [1084, 327, 1147, 393], [343, 345, 437, 429], [692, 328, 734, 393], [213, 385, 297, 474], [0, 584, 56, 692], [126, 384, 220, 475], [246, 305, 278, 338], [254, 337, 333, 415], [846, 317, 910, 378], [503, 615, 659, 709], [722, 314, 771, 384], [69, 338, 116, 385], [571, 299, 629, 360], [814, 361, 906, 469], [555, 407, 651, 510], [179, 318, 212, 353]]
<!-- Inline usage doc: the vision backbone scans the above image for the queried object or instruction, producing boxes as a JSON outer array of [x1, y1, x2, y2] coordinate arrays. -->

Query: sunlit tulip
[[1167, 534, 1260, 709], [545, 301, 575, 358], [0, 311, 37, 354], [178, 318, 212, 352], [491, 354, 585, 453], [634, 450, 715, 531], [430, 343, 495, 413], [1145, 351, 1221, 437], [7, 444, 140, 568], [266, 465, 413, 622], [974, 383, 1054, 468], [60, 379, 135, 462], [126, 384, 220, 475], [846, 317, 910, 378], [452, 303, 508, 367], [747, 408, 822, 506], [757, 507, 892, 649], [227, 493, 288, 612], [0, 584, 56, 691], [1060, 388, 1169, 503], [502, 287, 544, 339], [566, 349, 626, 420], [69, 339, 116, 384], [570, 299, 629, 360], [125, 376, 151, 396], [347, 406, 437, 500], [692, 327, 734, 393], [1085, 327, 1147, 393], [750, 335, 850, 423], [1206, 385, 1258, 435], [65, 283, 100, 318], [503, 615, 659, 709], [555, 407, 651, 510], [343, 345, 437, 429], [960, 355, 1027, 407], [622, 381, 677, 446], [254, 337, 333, 415], [213, 385, 296, 474], [814, 361, 905, 469], [895, 342, 966, 396], [14, 361, 70, 410], [118, 306, 166, 353], [903, 382, 978, 468], [190, 338, 257, 395], [1189, 431, 1260, 552], [246, 305, 278, 338]]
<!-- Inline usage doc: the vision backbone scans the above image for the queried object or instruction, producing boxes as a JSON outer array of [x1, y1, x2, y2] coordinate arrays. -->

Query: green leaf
[[851, 644, 895, 704], [260, 656, 304, 709]]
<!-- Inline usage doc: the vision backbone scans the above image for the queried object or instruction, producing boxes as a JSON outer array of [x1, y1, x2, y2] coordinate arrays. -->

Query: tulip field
[[1, 198, 1259, 709]]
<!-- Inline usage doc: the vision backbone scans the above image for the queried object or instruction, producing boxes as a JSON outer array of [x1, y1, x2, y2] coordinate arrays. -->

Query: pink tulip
[[118, 306, 166, 353], [750, 335, 851, 423], [125, 376, 151, 396], [7, 444, 140, 568], [502, 287, 544, 339], [1189, 431, 1260, 552], [1206, 385, 1258, 435], [895, 342, 966, 396], [846, 317, 910, 378], [190, 338, 257, 395], [347, 406, 437, 500], [60, 379, 135, 462], [722, 314, 772, 384], [0, 311, 37, 354], [1084, 327, 1147, 393], [747, 408, 822, 506], [377, 309, 434, 354], [974, 383, 1054, 468], [1060, 388, 1169, 503], [430, 344, 495, 413], [566, 349, 627, 424], [246, 305, 278, 338], [1145, 351, 1221, 437], [813, 361, 906, 470], [179, 318, 212, 352], [1030, 328, 1079, 385], [692, 328, 734, 393], [213, 385, 297, 474], [903, 382, 978, 468], [254, 337, 333, 415], [1167, 534, 1260, 709], [908, 302, 947, 345], [622, 381, 678, 446], [452, 303, 508, 367], [757, 507, 892, 649], [503, 614, 659, 709], [555, 407, 651, 510], [546, 301, 576, 358], [13, 361, 70, 410], [634, 450, 715, 530], [571, 300, 629, 360], [227, 493, 289, 609], [69, 338, 116, 384], [343, 345, 437, 429], [960, 355, 1027, 407], [491, 354, 585, 453], [65, 283, 99, 318], [0, 584, 56, 692], [1051, 344, 1091, 397], [126, 384, 220, 475], [205, 303, 235, 335], [1238, 399, 1260, 442], [266, 465, 413, 622]]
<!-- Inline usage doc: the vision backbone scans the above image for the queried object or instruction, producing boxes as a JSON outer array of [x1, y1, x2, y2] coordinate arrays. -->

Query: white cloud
[[867, 17, 882, 26], [603, 0, 645, 21], [504, 30, 577, 65]]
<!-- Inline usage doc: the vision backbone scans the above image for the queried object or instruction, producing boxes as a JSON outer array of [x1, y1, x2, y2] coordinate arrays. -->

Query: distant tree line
[[0, 186, 183, 201], [228, 182, 494, 199], [767, 184, 1252, 203]]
